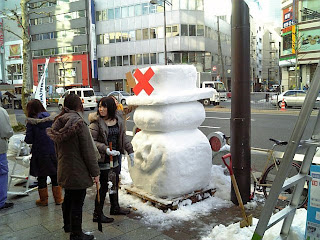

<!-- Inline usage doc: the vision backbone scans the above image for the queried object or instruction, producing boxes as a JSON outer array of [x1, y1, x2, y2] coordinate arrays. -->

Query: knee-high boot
[[52, 186, 64, 205], [109, 193, 130, 215]]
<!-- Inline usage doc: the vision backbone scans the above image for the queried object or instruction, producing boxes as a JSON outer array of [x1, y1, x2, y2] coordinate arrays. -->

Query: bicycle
[[250, 138, 308, 209]]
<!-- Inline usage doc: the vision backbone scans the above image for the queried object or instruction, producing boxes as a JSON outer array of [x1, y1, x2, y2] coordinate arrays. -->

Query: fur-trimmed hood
[[26, 112, 55, 126], [47, 111, 86, 143], [88, 112, 99, 123]]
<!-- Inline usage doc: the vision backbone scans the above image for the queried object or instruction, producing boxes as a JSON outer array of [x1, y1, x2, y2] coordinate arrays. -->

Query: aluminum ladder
[[252, 62, 320, 240]]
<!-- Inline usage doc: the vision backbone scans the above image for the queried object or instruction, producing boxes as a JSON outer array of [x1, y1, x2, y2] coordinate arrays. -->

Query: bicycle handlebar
[[221, 153, 233, 175]]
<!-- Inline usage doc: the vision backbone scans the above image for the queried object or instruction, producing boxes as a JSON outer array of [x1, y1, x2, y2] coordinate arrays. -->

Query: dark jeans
[[62, 189, 86, 234], [38, 175, 58, 189], [95, 165, 120, 212]]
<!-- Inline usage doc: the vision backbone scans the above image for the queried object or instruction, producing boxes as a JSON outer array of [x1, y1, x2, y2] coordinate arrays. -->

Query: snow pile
[[202, 208, 306, 240]]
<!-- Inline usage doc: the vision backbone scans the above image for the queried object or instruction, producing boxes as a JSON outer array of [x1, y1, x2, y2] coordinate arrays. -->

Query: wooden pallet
[[124, 185, 216, 211]]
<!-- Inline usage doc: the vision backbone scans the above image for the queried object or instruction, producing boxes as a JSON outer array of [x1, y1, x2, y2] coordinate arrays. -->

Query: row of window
[[28, 0, 79, 8], [31, 28, 86, 41], [7, 63, 23, 81], [96, 0, 204, 22], [97, 24, 231, 45], [98, 51, 214, 68], [30, 10, 86, 25], [32, 45, 87, 57]]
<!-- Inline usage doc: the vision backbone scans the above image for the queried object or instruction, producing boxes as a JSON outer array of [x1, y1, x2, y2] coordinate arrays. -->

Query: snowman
[[127, 65, 213, 198]]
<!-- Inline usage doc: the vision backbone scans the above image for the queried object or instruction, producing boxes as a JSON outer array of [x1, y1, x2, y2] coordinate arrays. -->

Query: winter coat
[[47, 110, 100, 190], [0, 107, 13, 154], [88, 112, 133, 164], [25, 112, 57, 177]]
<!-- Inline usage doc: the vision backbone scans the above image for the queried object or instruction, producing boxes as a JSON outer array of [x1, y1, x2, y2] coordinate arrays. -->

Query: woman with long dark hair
[[25, 99, 62, 206], [88, 96, 134, 224], [47, 94, 100, 240]]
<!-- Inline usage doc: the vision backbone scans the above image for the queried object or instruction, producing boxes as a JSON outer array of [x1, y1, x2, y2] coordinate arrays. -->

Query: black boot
[[93, 211, 114, 223], [70, 232, 94, 240], [109, 194, 130, 215]]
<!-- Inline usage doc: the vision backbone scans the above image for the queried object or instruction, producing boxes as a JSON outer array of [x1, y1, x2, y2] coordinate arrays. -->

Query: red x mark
[[133, 68, 155, 96]]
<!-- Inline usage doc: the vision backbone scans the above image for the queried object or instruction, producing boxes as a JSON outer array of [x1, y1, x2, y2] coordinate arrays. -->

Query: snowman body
[[127, 65, 213, 198]]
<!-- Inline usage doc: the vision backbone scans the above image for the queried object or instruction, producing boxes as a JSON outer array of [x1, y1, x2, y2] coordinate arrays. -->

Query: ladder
[[252, 62, 320, 240]]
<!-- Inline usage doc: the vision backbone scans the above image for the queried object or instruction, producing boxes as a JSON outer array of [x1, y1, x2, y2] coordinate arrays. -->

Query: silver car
[[271, 90, 320, 108], [107, 91, 131, 105]]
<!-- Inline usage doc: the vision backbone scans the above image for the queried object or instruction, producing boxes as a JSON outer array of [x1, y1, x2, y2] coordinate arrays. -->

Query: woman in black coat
[[25, 99, 62, 206]]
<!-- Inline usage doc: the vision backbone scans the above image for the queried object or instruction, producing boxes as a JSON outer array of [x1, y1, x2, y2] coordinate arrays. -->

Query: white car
[[107, 91, 131, 105], [271, 90, 320, 108], [58, 88, 97, 110]]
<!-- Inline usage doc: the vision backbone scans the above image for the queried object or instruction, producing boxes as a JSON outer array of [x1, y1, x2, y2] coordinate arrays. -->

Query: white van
[[58, 88, 97, 110]]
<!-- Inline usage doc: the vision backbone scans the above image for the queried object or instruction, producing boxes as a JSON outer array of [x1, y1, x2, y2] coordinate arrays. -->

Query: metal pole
[[231, 0, 251, 205], [163, 2, 167, 65]]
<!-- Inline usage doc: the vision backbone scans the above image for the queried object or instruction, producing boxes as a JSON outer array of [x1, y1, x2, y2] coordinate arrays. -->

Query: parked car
[[47, 93, 62, 106], [271, 90, 320, 108], [95, 92, 106, 102], [107, 91, 130, 105], [58, 88, 96, 110]]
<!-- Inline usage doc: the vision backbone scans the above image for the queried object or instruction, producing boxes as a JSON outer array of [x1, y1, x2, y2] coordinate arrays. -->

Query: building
[[28, 0, 97, 91], [0, 0, 24, 92], [262, 24, 281, 89], [280, 0, 320, 91], [95, 0, 232, 93]]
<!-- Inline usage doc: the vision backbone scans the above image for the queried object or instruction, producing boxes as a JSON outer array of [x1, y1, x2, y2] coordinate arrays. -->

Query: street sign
[[212, 66, 217, 72]]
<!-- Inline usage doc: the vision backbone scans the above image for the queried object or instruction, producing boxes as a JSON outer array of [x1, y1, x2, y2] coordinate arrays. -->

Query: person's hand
[[129, 153, 134, 167], [106, 147, 120, 156], [93, 176, 99, 184]]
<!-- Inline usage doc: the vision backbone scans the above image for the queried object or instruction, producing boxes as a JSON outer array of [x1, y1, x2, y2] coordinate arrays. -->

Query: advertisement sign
[[283, 7, 293, 31], [9, 44, 21, 58], [0, 19, 4, 52], [89, 0, 97, 79], [301, 29, 320, 52], [306, 165, 320, 240]]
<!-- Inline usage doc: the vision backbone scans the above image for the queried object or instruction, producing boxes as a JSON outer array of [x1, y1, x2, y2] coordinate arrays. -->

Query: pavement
[[1, 159, 265, 240]]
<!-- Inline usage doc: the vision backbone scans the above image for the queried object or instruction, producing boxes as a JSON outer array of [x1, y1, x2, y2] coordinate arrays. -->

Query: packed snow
[[120, 155, 307, 239]]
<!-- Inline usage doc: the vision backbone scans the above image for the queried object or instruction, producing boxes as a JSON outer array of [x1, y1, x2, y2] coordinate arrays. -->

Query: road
[[14, 105, 318, 170]]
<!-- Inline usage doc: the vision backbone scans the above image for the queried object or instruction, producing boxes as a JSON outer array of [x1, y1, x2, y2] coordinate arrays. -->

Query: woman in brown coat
[[47, 94, 100, 240], [89, 97, 134, 224]]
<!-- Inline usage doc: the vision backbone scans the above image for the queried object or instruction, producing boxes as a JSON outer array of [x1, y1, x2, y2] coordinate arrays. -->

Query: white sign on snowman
[[127, 65, 214, 198]]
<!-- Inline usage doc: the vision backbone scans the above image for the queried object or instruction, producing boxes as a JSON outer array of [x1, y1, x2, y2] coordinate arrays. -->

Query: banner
[[0, 19, 4, 53], [35, 58, 50, 109]]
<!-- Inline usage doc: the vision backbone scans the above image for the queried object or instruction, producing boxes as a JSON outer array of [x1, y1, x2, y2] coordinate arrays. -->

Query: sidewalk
[[1, 162, 265, 240]]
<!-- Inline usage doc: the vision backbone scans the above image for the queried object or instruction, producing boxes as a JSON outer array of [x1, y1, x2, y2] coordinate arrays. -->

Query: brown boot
[[36, 188, 48, 206], [52, 186, 64, 205]]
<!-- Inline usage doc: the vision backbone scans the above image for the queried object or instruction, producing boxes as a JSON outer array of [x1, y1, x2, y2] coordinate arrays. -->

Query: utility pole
[[231, 0, 251, 204], [217, 17, 226, 88]]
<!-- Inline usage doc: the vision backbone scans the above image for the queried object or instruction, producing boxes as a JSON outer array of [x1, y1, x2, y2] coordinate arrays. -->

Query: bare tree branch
[[3, 27, 22, 40]]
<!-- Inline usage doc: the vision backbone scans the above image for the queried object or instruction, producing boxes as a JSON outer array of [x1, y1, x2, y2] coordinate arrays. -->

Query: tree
[[1, 0, 54, 115]]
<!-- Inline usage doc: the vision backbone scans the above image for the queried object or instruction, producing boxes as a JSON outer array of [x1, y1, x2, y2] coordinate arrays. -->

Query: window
[[136, 29, 142, 41], [129, 30, 136, 41], [166, 26, 172, 37], [172, 25, 179, 36], [180, 0, 188, 9], [182, 52, 188, 63], [109, 33, 115, 43], [143, 53, 150, 64], [129, 6, 135, 17], [196, 0, 204, 10], [189, 0, 196, 10], [157, 26, 164, 38], [98, 58, 103, 67], [189, 25, 196, 36], [136, 54, 142, 65], [122, 32, 128, 42], [189, 52, 196, 63], [197, 25, 204, 36], [142, 3, 149, 15], [108, 9, 114, 20], [181, 24, 188, 36], [142, 28, 149, 40], [117, 56, 122, 66], [123, 56, 129, 66], [150, 28, 157, 39], [122, 6, 128, 18], [104, 33, 109, 44], [135, 4, 142, 16], [130, 55, 136, 65], [110, 56, 116, 67], [104, 57, 110, 67], [174, 53, 181, 63], [115, 8, 121, 19], [115, 32, 121, 42], [150, 53, 157, 64]]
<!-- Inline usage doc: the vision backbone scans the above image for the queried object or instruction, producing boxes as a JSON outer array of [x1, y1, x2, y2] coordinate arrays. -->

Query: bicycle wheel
[[260, 162, 308, 209]]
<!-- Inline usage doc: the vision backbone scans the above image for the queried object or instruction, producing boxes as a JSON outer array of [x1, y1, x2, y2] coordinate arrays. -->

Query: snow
[[120, 155, 307, 238]]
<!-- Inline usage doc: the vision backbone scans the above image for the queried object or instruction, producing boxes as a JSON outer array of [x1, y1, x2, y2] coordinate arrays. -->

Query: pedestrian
[[0, 106, 14, 210], [88, 96, 134, 224], [47, 94, 100, 240], [25, 99, 62, 206]]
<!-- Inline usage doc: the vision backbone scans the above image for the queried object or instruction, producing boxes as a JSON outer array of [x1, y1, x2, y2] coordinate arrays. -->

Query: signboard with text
[[282, 7, 293, 33], [306, 165, 320, 240]]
